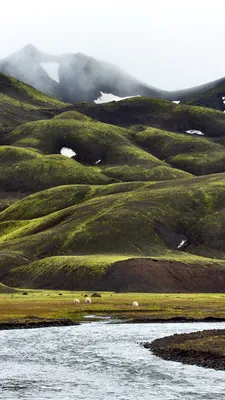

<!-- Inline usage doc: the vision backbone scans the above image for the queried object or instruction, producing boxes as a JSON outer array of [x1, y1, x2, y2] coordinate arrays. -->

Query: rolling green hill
[[0, 73, 67, 135], [74, 97, 225, 136], [2, 73, 225, 291]]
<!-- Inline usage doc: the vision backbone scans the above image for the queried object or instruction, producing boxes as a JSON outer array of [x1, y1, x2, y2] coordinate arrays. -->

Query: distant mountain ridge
[[1, 44, 225, 110]]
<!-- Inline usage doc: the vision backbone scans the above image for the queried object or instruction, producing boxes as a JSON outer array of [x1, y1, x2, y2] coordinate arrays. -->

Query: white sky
[[1, 0, 225, 90]]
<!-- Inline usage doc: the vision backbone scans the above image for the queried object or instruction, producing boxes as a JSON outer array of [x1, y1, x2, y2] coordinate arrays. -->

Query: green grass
[[74, 97, 225, 137], [170, 334, 225, 356], [2, 173, 225, 258], [53, 110, 93, 121], [2, 173, 225, 291], [135, 127, 225, 175], [0, 73, 67, 132], [5, 118, 165, 166], [102, 165, 192, 181], [1, 291, 225, 322], [0, 282, 16, 293], [0, 146, 110, 192], [3, 79, 225, 291], [135, 127, 223, 158], [2, 117, 196, 186], [168, 152, 225, 175], [0, 73, 66, 107]]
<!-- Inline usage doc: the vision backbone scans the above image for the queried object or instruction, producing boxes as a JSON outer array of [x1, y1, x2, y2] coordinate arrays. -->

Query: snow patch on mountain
[[60, 147, 76, 158], [41, 62, 60, 83], [186, 130, 204, 136], [94, 92, 140, 104], [177, 239, 187, 249]]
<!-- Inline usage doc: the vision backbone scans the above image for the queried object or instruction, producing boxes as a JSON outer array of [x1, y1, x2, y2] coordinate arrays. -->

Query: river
[[0, 321, 225, 399]]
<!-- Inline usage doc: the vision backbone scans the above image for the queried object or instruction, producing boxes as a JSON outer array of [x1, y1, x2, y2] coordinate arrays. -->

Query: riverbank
[[145, 329, 225, 371], [0, 318, 79, 330]]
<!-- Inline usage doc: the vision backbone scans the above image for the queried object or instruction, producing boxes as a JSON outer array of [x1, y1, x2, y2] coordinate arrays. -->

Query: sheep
[[85, 297, 92, 304], [73, 298, 80, 304], [132, 301, 139, 307]]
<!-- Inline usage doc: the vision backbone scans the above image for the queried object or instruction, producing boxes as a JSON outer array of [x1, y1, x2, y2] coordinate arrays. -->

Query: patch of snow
[[177, 239, 187, 249], [60, 147, 76, 158], [95, 159, 102, 165], [40, 62, 59, 83], [172, 101, 180, 104], [222, 97, 225, 100], [94, 92, 140, 104], [186, 130, 204, 136]]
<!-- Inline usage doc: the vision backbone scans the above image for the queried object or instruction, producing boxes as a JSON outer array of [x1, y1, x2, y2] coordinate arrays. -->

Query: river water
[[1, 321, 225, 400]]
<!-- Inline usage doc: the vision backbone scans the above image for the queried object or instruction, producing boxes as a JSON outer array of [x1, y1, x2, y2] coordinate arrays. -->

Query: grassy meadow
[[1, 291, 225, 324]]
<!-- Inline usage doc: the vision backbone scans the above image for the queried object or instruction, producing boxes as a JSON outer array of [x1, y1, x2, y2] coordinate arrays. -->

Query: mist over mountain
[[1, 44, 225, 111], [0, 44, 165, 103]]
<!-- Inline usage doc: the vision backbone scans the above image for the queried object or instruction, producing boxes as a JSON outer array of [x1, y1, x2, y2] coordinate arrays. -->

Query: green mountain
[[2, 74, 225, 291]]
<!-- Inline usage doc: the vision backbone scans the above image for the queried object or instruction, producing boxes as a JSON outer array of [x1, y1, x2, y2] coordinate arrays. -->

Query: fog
[[1, 0, 225, 90]]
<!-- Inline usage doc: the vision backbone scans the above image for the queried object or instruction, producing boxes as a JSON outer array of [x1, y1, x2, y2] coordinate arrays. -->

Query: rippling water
[[1, 322, 225, 399]]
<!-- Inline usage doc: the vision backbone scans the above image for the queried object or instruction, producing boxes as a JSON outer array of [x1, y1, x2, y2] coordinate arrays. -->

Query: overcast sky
[[1, 0, 225, 90]]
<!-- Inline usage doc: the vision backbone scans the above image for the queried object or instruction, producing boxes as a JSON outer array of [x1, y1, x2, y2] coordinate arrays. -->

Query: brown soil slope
[[4, 258, 225, 292]]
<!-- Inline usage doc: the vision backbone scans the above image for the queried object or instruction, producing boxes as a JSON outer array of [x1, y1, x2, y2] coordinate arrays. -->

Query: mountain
[[2, 44, 225, 109], [0, 44, 61, 99], [1, 73, 225, 291], [0, 44, 166, 103], [183, 77, 225, 111]]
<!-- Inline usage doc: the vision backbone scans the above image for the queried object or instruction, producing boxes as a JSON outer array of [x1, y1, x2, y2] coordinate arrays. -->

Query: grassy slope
[[0, 282, 16, 293], [74, 97, 225, 137], [3, 84, 225, 290], [2, 173, 225, 290], [0, 73, 65, 107], [6, 118, 166, 165], [1, 174, 225, 257], [135, 127, 225, 175], [5, 254, 225, 291], [3, 117, 193, 184], [183, 79, 225, 111], [0, 146, 110, 192], [0, 73, 67, 133]]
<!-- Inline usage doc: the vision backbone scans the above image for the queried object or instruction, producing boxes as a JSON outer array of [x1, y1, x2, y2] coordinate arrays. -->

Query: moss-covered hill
[[183, 78, 225, 112], [74, 97, 225, 136], [0, 73, 67, 135], [2, 74, 225, 291]]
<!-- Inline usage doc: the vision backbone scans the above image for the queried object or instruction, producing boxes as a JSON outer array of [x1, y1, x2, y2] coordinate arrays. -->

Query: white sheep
[[132, 301, 139, 307], [73, 298, 80, 304], [85, 297, 92, 304]]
